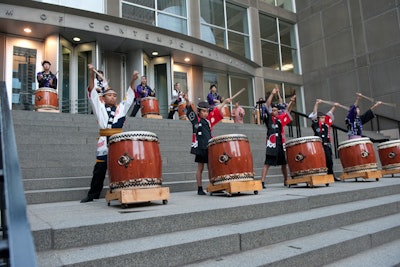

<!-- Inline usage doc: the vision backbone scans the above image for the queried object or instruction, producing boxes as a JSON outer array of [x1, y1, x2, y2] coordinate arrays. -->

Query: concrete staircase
[[13, 110, 295, 204], [12, 110, 400, 266]]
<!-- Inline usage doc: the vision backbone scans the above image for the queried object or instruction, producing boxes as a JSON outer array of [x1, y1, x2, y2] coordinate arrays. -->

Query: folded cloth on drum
[[99, 128, 123, 136]]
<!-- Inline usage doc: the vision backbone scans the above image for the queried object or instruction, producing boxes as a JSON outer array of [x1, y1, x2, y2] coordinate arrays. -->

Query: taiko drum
[[178, 102, 188, 120], [108, 131, 162, 190], [140, 97, 160, 116], [34, 87, 59, 110], [207, 134, 254, 185], [377, 139, 400, 171], [338, 137, 378, 173], [285, 136, 327, 177]]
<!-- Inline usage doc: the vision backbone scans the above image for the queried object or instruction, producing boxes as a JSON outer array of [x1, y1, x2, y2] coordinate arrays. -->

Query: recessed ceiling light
[[73, 37, 81, 42], [152, 51, 159, 56], [184, 57, 190, 62], [24, 28, 32, 33]]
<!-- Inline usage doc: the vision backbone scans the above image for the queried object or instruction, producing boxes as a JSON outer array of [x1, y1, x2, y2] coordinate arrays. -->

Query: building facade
[[297, 0, 400, 133], [1, 0, 398, 130], [0, 0, 302, 122]]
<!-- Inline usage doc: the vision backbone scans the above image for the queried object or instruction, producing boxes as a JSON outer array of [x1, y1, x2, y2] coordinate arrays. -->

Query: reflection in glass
[[12, 46, 37, 110]]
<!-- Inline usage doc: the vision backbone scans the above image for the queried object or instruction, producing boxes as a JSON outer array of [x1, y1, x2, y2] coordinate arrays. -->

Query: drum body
[[178, 102, 188, 120], [34, 88, 58, 110], [285, 136, 327, 177], [221, 106, 231, 120], [141, 97, 160, 116], [338, 137, 377, 173], [208, 134, 254, 185], [108, 131, 162, 190], [377, 140, 400, 171]]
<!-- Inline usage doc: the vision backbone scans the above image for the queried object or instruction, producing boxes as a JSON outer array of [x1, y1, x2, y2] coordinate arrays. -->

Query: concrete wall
[[296, 0, 400, 131]]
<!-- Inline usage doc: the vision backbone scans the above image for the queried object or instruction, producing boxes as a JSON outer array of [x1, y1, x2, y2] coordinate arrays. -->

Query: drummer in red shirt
[[260, 88, 295, 188], [308, 99, 340, 181]]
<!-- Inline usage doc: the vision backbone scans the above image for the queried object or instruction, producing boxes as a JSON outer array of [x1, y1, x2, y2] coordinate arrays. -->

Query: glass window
[[276, 0, 294, 12], [261, 40, 280, 69], [259, 13, 299, 73], [158, 0, 187, 16], [158, 13, 188, 34], [200, 1, 250, 59], [121, 0, 187, 34], [122, 3, 155, 25], [12, 46, 37, 110], [259, 14, 278, 42], [34, 0, 104, 13], [228, 32, 250, 58], [226, 2, 248, 34], [200, 0, 225, 28], [260, 0, 295, 12], [124, 0, 155, 8]]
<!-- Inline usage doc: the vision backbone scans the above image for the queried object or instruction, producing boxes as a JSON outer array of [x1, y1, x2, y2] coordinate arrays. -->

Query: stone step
[[32, 182, 400, 266], [185, 214, 400, 267], [325, 239, 400, 267]]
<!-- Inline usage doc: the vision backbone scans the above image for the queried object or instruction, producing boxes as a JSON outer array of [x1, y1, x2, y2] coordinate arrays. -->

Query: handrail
[[0, 82, 38, 267], [288, 110, 396, 158]]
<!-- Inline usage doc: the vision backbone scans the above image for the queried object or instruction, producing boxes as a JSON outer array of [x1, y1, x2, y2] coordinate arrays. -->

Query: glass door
[[150, 56, 172, 118], [11, 47, 37, 110], [6, 37, 43, 110]]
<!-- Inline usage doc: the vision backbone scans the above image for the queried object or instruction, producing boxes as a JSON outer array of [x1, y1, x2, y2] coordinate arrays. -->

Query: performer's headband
[[103, 89, 117, 96]]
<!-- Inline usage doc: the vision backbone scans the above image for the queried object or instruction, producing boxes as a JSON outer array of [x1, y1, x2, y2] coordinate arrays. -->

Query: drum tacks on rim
[[338, 137, 378, 173], [207, 134, 254, 185], [107, 131, 162, 191]]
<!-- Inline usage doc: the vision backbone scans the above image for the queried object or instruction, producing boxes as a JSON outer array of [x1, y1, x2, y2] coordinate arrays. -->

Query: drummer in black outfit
[[308, 99, 340, 181]]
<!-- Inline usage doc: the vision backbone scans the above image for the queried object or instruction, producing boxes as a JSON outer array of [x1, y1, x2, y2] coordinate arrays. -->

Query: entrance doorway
[[60, 38, 95, 114], [150, 56, 172, 118], [5, 37, 43, 110]]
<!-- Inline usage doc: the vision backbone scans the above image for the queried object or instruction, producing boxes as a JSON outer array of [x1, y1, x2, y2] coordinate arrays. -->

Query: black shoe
[[334, 177, 341, 182], [262, 182, 266, 189], [197, 190, 207, 195], [80, 196, 94, 203]]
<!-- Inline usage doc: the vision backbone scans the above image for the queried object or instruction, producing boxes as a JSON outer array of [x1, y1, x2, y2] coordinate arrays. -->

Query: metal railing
[[287, 110, 398, 158], [0, 82, 38, 267]]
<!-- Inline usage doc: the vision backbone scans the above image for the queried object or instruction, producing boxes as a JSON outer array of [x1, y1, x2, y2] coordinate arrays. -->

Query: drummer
[[207, 84, 223, 109], [345, 93, 382, 139], [184, 93, 232, 195], [309, 99, 340, 181], [37, 60, 57, 89], [80, 69, 139, 203], [260, 88, 296, 188], [167, 82, 184, 119], [130, 75, 155, 117]]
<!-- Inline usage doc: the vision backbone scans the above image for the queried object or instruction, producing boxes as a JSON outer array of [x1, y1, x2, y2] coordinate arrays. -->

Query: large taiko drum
[[338, 137, 378, 173], [285, 136, 327, 177], [141, 97, 160, 116], [108, 131, 162, 190], [178, 102, 188, 120], [34, 87, 58, 110], [377, 140, 400, 171], [221, 106, 231, 120], [207, 134, 254, 185]]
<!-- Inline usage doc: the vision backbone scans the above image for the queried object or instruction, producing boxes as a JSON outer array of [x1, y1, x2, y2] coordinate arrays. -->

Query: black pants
[[130, 103, 141, 117], [323, 144, 334, 175], [87, 161, 107, 199], [167, 100, 180, 119]]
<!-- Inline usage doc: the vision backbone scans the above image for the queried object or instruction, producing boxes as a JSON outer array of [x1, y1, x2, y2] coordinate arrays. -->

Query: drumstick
[[320, 100, 350, 111], [380, 101, 396, 108], [231, 88, 246, 100], [357, 93, 375, 102], [92, 68, 105, 81]]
